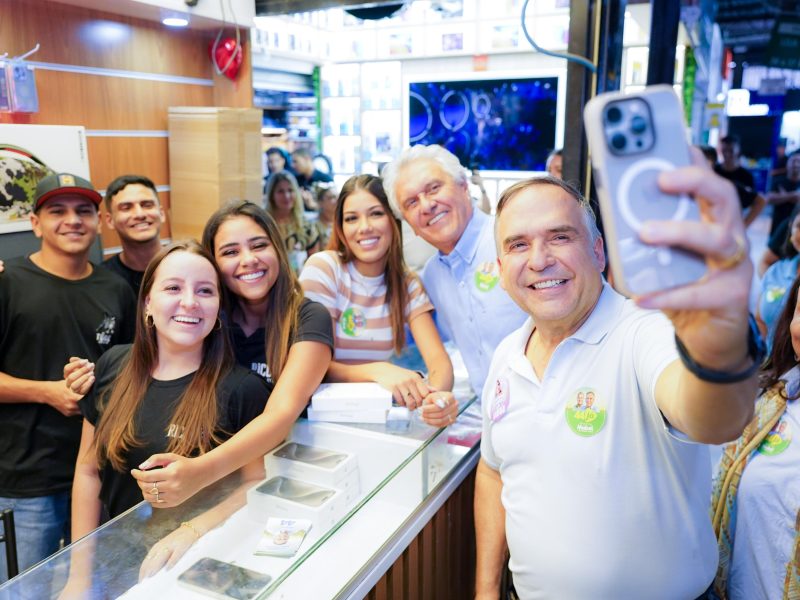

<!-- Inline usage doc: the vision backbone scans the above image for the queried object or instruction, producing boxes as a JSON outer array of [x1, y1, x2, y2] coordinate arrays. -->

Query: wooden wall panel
[[0, 0, 212, 77], [0, 0, 251, 254], [366, 468, 477, 600]]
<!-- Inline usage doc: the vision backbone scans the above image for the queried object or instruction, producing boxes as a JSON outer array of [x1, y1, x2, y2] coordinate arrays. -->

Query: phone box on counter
[[265, 442, 359, 505], [247, 476, 346, 532], [311, 382, 392, 411]]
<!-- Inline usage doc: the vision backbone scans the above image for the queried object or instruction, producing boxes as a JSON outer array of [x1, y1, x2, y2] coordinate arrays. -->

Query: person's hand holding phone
[[635, 148, 754, 372]]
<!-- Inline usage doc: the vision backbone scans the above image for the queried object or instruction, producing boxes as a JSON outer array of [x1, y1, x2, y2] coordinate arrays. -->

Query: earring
[[145, 312, 154, 328], [215, 317, 223, 331]]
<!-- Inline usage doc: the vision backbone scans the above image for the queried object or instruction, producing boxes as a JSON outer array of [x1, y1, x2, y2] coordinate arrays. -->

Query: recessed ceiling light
[[163, 17, 189, 27]]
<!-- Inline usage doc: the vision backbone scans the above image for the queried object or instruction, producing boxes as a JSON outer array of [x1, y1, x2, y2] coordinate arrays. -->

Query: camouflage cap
[[34, 173, 102, 212]]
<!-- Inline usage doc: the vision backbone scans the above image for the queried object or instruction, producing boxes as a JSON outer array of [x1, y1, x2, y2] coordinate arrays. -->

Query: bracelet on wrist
[[675, 314, 766, 384], [181, 521, 201, 540]]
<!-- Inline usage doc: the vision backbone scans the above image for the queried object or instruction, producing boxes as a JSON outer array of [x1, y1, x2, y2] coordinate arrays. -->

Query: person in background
[[714, 135, 766, 228], [546, 148, 563, 179], [0, 173, 135, 581], [292, 148, 333, 211], [123, 201, 333, 509], [711, 275, 800, 600], [65, 241, 268, 590], [266, 147, 292, 176], [770, 139, 788, 180], [314, 182, 338, 250], [476, 169, 757, 599], [382, 145, 527, 396], [264, 170, 320, 272], [468, 164, 492, 214], [299, 175, 457, 427], [756, 203, 800, 349], [758, 210, 799, 277], [699, 145, 718, 168], [767, 151, 800, 237], [101, 174, 165, 295]]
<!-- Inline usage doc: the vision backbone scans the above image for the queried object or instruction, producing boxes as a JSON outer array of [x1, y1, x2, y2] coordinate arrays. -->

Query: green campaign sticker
[[565, 387, 606, 437], [340, 307, 367, 337], [766, 285, 787, 303], [757, 419, 791, 456], [474, 261, 500, 292]]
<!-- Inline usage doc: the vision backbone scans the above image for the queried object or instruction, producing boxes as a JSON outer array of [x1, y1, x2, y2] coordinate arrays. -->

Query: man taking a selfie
[[475, 168, 758, 599]]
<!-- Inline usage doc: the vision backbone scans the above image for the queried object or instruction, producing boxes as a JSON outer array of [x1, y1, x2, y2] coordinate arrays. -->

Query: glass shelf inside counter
[[0, 385, 480, 600]]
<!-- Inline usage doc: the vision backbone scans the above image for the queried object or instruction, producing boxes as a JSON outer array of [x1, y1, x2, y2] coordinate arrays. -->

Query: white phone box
[[311, 383, 393, 411], [265, 441, 359, 493], [306, 406, 388, 424], [247, 476, 346, 532]]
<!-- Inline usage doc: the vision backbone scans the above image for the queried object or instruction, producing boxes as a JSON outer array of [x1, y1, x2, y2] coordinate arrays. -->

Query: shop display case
[[0, 390, 481, 600]]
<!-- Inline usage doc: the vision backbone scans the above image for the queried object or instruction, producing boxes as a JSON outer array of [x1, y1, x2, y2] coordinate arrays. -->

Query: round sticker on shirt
[[340, 307, 367, 337], [474, 261, 500, 292], [765, 285, 787, 304], [564, 387, 607, 437], [490, 377, 510, 422], [757, 418, 792, 456]]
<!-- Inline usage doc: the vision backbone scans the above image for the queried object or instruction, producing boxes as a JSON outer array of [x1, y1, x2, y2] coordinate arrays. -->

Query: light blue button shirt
[[422, 210, 527, 395]]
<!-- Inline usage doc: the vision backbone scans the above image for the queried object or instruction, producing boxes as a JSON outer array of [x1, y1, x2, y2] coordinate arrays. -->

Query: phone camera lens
[[630, 115, 647, 134], [611, 133, 627, 150], [606, 106, 623, 123]]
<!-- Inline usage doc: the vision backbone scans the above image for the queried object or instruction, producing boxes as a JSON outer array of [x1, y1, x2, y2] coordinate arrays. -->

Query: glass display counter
[[0, 390, 481, 600]]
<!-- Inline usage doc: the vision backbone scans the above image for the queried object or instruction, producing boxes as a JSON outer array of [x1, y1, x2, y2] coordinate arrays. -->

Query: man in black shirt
[[714, 135, 765, 227], [0, 173, 136, 580], [767, 151, 800, 237], [101, 174, 165, 295], [292, 148, 333, 211]]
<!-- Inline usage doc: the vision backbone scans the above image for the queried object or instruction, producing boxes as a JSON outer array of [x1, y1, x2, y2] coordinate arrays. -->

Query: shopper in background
[[0, 173, 135, 581], [314, 182, 338, 250], [767, 151, 800, 237], [476, 169, 757, 599], [714, 135, 766, 227], [299, 174, 457, 427], [264, 170, 320, 272], [66, 241, 268, 588], [292, 148, 333, 211], [101, 174, 165, 295], [711, 275, 800, 600], [382, 144, 527, 396], [545, 148, 562, 179], [126, 201, 333, 509], [265, 147, 292, 176], [756, 203, 800, 350]]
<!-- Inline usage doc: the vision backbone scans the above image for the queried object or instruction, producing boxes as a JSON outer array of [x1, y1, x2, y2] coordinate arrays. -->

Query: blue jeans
[[0, 492, 69, 582]]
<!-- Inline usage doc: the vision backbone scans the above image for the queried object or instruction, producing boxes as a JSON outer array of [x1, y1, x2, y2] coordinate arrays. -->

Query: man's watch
[[674, 314, 766, 384]]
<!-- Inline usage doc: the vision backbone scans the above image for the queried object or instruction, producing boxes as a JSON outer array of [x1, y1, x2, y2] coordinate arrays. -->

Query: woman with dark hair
[[126, 201, 333, 508], [711, 274, 800, 599], [756, 202, 800, 349], [67, 241, 269, 581], [299, 174, 457, 427], [264, 170, 320, 272]]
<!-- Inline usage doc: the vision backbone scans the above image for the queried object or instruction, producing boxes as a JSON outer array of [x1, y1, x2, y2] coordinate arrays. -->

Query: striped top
[[299, 250, 434, 363]]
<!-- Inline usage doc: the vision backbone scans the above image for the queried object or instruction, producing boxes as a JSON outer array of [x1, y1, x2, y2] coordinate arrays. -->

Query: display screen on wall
[[408, 76, 558, 171]]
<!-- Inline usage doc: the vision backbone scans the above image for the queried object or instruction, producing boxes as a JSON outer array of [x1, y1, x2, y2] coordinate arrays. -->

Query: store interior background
[[0, 0, 796, 264]]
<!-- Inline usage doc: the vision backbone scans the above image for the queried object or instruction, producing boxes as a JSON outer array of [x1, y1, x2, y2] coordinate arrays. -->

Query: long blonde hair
[[93, 241, 233, 471]]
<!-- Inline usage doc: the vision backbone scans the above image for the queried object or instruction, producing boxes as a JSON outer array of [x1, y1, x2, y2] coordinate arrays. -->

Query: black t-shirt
[[229, 299, 334, 394], [295, 169, 333, 191], [714, 164, 757, 211], [0, 257, 136, 497], [769, 176, 800, 236], [102, 253, 144, 296], [79, 344, 269, 518]]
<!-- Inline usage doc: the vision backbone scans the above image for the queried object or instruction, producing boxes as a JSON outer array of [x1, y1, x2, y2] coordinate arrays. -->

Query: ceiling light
[[163, 16, 189, 27]]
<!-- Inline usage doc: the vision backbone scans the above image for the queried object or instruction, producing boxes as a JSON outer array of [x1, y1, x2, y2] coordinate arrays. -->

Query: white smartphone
[[177, 557, 272, 600], [583, 85, 707, 296]]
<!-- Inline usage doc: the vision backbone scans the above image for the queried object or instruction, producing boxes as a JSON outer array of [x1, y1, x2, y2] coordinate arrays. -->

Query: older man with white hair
[[383, 145, 527, 395]]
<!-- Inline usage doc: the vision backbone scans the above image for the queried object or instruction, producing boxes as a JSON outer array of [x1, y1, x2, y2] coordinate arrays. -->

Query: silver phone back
[[584, 85, 707, 296]]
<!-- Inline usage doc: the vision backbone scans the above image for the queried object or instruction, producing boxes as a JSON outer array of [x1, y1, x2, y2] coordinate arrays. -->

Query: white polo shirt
[[481, 283, 718, 599]]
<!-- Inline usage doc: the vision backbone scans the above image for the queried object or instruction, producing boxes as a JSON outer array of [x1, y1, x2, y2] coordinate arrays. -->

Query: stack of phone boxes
[[247, 441, 359, 532], [307, 383, 392, 423]]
